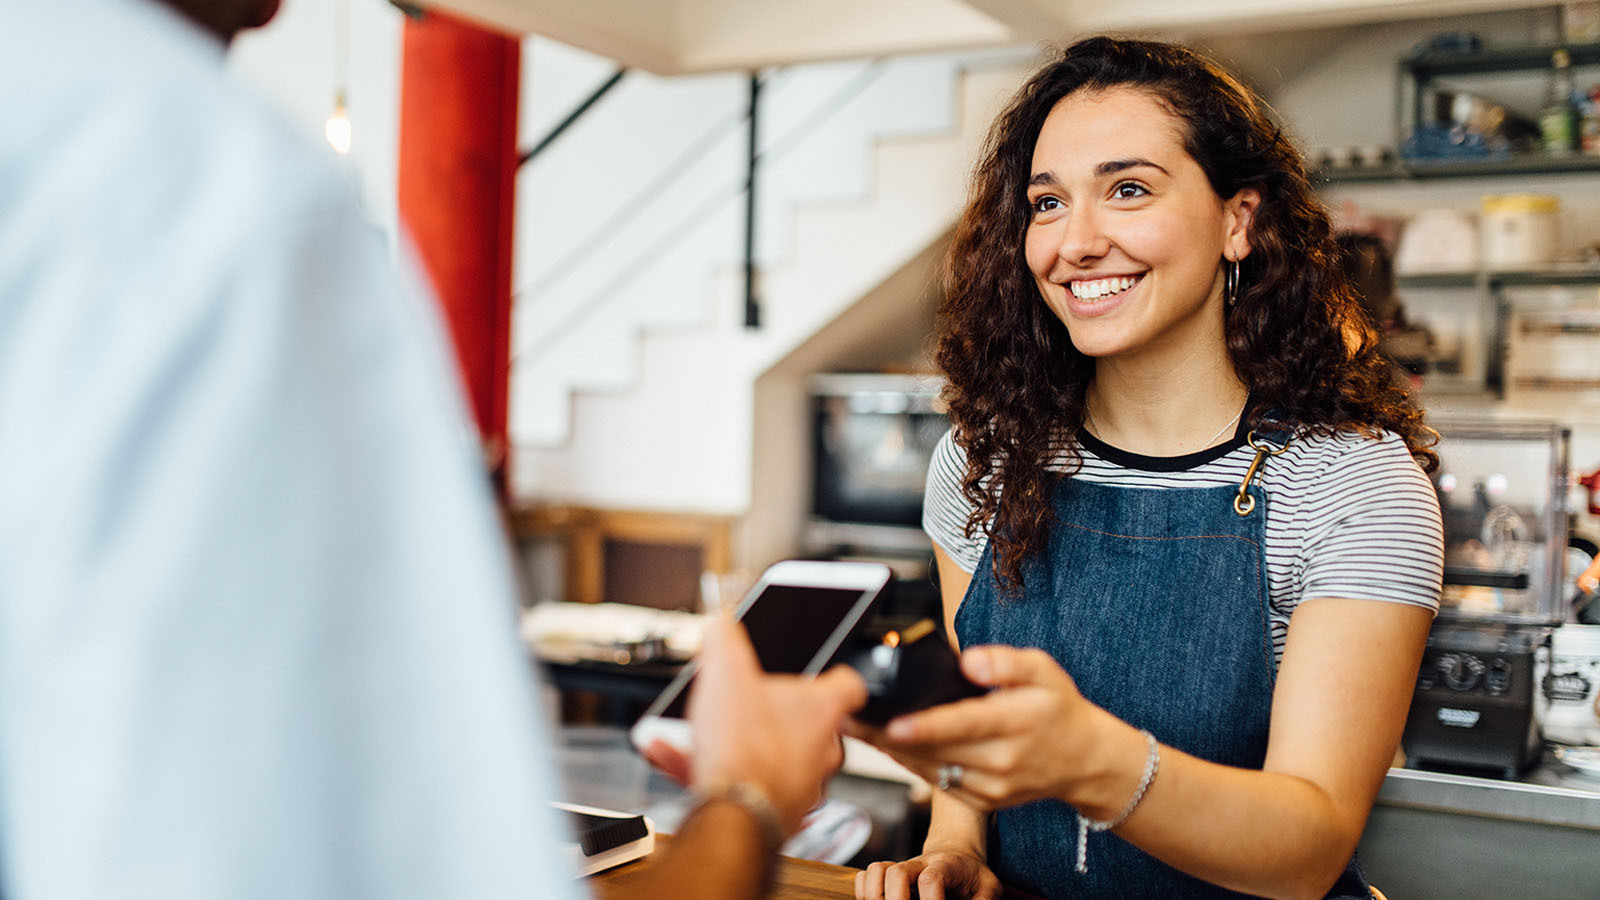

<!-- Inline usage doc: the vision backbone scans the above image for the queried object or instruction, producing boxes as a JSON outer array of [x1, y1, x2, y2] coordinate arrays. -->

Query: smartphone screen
[[636, 566, 887, 724], [739, 584, 876, 674]]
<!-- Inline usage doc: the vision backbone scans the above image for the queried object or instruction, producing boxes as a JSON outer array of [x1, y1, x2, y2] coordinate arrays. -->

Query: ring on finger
[[935, 763, 964, 792]]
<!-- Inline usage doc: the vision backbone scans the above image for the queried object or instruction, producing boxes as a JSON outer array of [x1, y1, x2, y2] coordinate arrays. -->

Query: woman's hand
[[854, 848, 1002, 900], [848, 644, 1118, 814]]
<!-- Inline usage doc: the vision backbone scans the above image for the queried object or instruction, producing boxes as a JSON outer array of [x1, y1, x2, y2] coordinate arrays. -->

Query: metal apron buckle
[[1233, 429, 1291, 515]]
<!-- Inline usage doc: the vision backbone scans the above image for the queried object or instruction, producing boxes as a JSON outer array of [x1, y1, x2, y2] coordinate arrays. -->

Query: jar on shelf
[[1582, 85, 1600, 156], [1539, 49, 1579, 155], [1480, 193, 1560, 268]]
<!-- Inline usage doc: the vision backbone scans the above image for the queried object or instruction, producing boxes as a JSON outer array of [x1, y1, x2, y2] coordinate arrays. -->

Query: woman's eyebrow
[[1095, 158, 1169, 177], [1028, 159, 1171, 186]]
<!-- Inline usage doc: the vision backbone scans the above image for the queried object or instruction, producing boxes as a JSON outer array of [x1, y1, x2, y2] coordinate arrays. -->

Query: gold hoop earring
[[1224, 259, 1241, 308]]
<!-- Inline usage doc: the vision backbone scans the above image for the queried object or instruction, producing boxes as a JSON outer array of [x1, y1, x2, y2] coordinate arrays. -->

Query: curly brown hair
[[937, 36, 1437, 592]]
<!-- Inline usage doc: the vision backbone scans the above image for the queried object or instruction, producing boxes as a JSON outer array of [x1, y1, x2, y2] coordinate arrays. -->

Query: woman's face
[[1023, 87, 1257, 365]]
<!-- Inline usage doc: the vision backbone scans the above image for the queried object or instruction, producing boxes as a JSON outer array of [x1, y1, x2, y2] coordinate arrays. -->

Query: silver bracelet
[[689, 778, 784, 894], [1075, 729, 1160, 875], [695, 778, 785, 853]]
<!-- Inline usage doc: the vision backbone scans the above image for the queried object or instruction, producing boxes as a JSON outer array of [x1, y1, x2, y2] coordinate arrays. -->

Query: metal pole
[[744, 72, 761, 330]]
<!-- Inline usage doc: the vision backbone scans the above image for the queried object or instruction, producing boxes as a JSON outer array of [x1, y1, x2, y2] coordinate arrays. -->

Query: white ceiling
[[427, 0, 1554, 74]]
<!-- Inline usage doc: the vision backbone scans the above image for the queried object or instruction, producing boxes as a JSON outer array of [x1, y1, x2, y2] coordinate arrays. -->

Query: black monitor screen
[[812, 397, 948, 527]]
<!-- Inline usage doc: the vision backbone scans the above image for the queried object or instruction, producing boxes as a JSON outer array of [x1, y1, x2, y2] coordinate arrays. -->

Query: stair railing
[[511, 58, 890, 364]]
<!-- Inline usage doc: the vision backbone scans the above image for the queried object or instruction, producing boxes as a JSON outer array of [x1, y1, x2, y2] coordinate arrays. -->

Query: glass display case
[[1432, 419, 1571, 624]]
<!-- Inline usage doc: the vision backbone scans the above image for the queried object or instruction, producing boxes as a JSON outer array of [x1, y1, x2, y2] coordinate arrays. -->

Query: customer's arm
[[609, 617, 867, 900]]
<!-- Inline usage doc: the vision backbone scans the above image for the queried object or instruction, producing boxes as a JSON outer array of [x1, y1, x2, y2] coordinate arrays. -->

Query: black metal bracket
[[519, 68, 629, 169], [743, 72, 762, 330]]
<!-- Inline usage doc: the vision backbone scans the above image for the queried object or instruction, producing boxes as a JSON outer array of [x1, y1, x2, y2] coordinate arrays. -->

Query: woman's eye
[[1031, 196, 1062, 214], [1112, 182, 1148, 200]]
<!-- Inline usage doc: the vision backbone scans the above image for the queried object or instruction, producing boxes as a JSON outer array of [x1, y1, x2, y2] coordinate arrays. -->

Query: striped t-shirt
[[923, 424, 1444, 667]]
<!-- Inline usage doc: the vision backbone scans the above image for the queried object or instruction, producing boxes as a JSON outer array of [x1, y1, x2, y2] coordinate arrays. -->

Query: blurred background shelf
[[1403, 40, 1600, 79], [1319, 154, 1600, 183], [1398, 267, 1600, 289]]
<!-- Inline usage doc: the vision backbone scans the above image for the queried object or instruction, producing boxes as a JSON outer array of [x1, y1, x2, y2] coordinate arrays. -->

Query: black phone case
[[845, 627, 987, 724]]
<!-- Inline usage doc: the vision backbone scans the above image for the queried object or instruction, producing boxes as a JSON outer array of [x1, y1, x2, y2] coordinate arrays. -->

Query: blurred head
[[1336, 232, 1399, 326], [937, 36, 1434, 592], [156, 0, 281, 43]]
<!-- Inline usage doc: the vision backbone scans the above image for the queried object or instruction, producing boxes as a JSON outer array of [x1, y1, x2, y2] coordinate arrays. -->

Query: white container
[[1395, 208, 1479, 273], [1481, 193, 1560, 269], [1539, 624, 1600, 745]]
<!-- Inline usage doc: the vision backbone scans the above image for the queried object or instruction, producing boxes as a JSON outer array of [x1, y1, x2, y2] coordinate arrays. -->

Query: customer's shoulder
[[14, 1, 341, 216]]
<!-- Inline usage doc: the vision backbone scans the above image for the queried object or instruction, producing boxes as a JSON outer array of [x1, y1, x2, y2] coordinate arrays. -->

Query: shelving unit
[[1320, 39, 1600, 397], [1397, 268, 1600, 290], [1401, 41, 1600, 81], [1319, 153, 1600, 184], [1313, 40, 1600, 185], [1400, 38, 1600, 161], [1395, 269, 1600, 395], [1403, 41, 1600, 82]]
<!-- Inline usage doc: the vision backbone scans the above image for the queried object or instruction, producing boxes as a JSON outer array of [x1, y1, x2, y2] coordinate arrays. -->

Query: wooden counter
[[592, 834, 1042, 900], [591, 834, 857, 900]]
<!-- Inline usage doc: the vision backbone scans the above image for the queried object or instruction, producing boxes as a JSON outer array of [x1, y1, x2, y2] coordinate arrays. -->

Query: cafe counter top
[[1376, 750, 1600, 829], [1362, 753, 1600, 899]]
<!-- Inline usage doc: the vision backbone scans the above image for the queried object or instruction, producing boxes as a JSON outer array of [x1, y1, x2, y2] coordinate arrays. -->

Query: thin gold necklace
[[1084, 400, 1245, 450]]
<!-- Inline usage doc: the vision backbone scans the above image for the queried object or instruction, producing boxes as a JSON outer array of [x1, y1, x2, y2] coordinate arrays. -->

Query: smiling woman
[[850, 37, 1445, 900]]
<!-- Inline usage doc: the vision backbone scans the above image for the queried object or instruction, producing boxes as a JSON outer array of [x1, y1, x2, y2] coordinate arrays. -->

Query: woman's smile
[[1068, 274, 1142, 301]]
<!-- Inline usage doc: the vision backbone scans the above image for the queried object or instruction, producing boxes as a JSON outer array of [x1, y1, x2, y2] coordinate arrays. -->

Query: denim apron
[[953, 433, 1372, 899]]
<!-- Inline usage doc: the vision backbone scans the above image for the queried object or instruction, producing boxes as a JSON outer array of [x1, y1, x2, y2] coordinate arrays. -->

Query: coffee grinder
[[1403, 421, 1566, 778]]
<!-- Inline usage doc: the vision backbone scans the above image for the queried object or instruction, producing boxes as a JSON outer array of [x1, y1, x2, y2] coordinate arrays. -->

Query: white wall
[[228, 0, 404, 242]]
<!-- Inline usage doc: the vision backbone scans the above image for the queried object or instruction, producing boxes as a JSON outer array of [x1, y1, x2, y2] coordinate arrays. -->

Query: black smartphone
[[843, 617, 988, 725]]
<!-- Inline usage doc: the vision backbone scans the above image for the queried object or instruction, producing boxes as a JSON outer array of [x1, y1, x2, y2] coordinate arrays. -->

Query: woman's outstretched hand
[[854, 848, 1002, 900], [846, 644, 1106, 812]]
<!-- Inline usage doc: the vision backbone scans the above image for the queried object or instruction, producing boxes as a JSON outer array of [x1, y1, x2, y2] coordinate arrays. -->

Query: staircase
[[508, 43, 1028, 523]]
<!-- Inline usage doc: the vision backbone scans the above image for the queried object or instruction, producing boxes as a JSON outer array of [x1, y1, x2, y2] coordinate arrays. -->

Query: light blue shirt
[[0, 1, 579, 896]]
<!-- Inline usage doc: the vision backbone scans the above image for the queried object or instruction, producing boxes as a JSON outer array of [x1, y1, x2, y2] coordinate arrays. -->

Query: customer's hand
[[846, 644, 1103, 813], [683, 617, 867, 835], [855, 847, 1002, 900]]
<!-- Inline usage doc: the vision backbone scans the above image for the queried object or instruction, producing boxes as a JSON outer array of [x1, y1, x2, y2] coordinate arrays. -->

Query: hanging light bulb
[[325, 88, 352, 155], [324, 0, 352, 155]]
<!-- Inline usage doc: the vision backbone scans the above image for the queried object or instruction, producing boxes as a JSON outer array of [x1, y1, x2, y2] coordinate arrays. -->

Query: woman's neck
[[1085, 351, 1249, 457]]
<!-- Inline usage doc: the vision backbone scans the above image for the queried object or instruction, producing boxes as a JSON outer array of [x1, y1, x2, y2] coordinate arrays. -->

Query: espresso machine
[[1403, 421, 1567, 778]]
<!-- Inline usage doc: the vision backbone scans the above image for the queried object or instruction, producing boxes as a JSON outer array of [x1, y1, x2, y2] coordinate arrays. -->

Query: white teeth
[[1069, 275, 1139, 300]]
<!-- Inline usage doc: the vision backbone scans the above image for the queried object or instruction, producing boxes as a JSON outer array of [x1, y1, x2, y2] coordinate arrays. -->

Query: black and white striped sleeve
[[922, 429, 988, 573], [1296, 433, 1444, 612]]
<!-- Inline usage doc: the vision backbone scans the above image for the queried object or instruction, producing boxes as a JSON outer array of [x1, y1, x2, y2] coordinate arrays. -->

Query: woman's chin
[[1065, 328, 1136, 360]]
